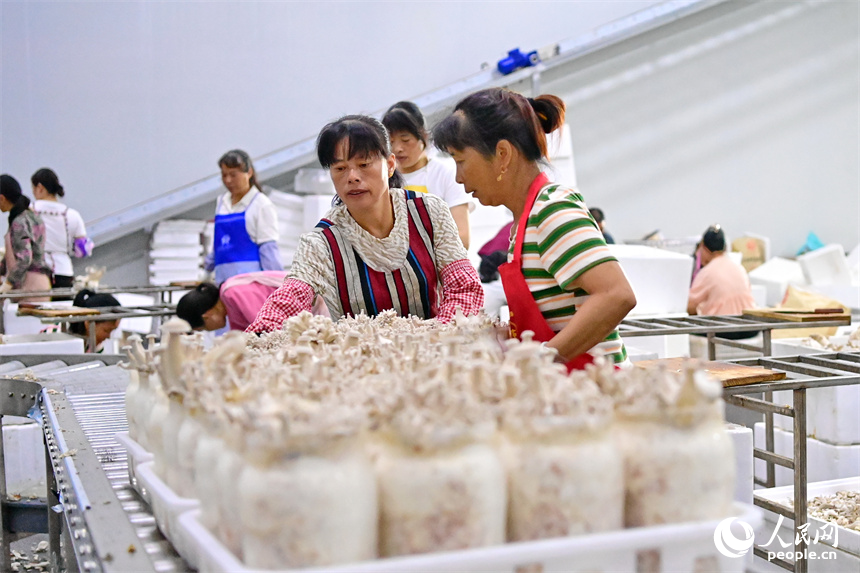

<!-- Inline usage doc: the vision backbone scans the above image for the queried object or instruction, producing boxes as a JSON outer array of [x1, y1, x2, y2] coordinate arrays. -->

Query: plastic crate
[[753, 477, 859, 572], [177, 502, 760, 573], [753, 424, 860, 486], [114, 431, 154, 501], [136, 461, 200, 543]]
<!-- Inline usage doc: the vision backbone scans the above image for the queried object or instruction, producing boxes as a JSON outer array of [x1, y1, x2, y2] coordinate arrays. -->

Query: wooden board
[[742, 308, 850, 323], [169, 280, 201, 288], [17, 307, 100, 317], [636, 357, 787, 387]]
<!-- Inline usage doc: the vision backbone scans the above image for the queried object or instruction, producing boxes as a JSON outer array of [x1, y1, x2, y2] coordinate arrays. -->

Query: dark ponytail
[[70, 289, 120, 336], [176, 283, 220, 329], [433, 88, 566, 162], [527, 95, 566, 136], [31, 168, 65, 198]]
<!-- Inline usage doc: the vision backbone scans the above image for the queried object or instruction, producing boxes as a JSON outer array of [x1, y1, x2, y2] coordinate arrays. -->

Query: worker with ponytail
[[433, 88, 636, 369]]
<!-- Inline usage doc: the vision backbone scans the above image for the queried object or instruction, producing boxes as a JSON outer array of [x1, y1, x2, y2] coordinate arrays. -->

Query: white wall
[[560, 1, 859, 258], [0, 1, 659, 225]]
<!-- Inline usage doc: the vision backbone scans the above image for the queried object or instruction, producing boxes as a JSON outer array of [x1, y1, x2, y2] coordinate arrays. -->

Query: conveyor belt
[[34, 359, 187, 572]]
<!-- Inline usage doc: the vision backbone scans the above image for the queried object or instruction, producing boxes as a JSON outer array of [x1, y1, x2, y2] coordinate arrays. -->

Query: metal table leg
[[793, 388, 808, 573], [765, 391, 776, 488], [763, 329, 773, 357]]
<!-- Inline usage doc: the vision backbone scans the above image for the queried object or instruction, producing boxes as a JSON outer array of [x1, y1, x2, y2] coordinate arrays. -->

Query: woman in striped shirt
[[247, 115, 483, 333], [433, 88, 636, 369]]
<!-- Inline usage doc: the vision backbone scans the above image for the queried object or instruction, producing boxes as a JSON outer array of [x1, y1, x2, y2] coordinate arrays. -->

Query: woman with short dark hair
[[433, 88, 636, 369], [247, 115, 483, 333]]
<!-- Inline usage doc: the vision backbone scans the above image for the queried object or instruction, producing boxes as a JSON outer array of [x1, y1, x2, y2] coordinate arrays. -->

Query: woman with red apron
[[433, 89, 637, 370]]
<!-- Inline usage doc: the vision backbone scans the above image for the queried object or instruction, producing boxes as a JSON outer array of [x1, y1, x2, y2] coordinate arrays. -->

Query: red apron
[[498, 173, 594, 372]]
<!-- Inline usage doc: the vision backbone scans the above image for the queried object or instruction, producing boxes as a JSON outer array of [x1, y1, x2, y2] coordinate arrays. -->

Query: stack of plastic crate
[[148, 220, 205, 285]]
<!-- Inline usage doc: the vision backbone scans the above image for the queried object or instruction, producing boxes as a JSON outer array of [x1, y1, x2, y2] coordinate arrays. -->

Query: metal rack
[[618, 313, 852, 359], [723, 352, 860, 573], [0, 285, 188, 335], [32, 304, 177, 352]]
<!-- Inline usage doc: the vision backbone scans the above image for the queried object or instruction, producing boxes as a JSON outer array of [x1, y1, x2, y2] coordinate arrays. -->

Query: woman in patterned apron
[[0, 174, 52, 301], [204, 149, 283, 285], [31, 168, 93, 290], [433, 88, 636, 370], [247, 115, 483, 333]]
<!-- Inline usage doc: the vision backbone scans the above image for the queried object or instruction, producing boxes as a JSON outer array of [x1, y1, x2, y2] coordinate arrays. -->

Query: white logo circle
[[714, 517, 755, 558]]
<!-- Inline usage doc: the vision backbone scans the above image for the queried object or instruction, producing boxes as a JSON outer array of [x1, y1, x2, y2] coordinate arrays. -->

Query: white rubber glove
[[0, 282, 13, 294]]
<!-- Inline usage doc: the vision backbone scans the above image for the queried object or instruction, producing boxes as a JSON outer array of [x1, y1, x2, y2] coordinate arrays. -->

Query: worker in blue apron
[[212, 194, 264, 285]]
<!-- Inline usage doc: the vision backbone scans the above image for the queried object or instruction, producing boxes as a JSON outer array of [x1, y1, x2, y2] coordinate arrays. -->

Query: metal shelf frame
[[723, 352, 860, 573], [0, 285, 188, 335], [618, 313, 852, 359]]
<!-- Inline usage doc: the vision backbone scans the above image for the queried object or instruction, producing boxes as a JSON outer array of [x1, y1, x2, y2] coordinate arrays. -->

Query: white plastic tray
[[114, 431, 154, 501], [136, 461, 199, 546], [177, 502, 760, 573], [756, 476, 860, 557]]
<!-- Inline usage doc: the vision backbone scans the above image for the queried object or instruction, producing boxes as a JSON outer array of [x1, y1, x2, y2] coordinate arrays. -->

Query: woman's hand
[[0, 282, 13, 294]]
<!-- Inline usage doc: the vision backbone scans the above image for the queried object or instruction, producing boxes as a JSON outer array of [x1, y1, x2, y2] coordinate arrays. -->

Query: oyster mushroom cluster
[[123, 311, 736, 569], [801, 327, 860, 352], [807, 490, 860, 532]]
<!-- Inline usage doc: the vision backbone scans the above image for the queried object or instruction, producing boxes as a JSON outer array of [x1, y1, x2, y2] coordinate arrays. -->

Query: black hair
[[316, 115, 405, 189], [433, 88, 566, 161], [479, 250, 508, 283], [176, 283, 220, 329], [589, 207, 605, 224], [382, 101, 428, 147], [31, 168, 65, 197], [702, 225, 726, 252], [69, 289, 121, 336], [0, 174, 31, 226], [218, 149, 259, 189]]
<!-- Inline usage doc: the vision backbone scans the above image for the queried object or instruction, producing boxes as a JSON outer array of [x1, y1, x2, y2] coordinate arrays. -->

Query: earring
[[497, 169, 506, 182]]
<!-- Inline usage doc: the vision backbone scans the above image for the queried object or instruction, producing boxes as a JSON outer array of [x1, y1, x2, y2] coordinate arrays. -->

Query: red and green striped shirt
[[509, 182, 627, 364]]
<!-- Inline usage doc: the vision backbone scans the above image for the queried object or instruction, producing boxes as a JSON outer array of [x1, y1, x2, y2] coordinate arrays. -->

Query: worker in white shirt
[[382, 101, 473, 249], [204, 149, 283, 284], [31, 168, 93, 289]]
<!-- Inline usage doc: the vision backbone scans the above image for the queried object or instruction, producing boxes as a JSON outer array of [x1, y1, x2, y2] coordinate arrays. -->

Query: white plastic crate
[[303, 195, 335, 232], [2, 420, 47, 498], [752, 477, 859, 572], [149, 246, 204, 259], [114, 431, 153, 500], [748, 258, 807, 307], [728, 423, 754, 505], [0, 332, 84, 355], [609, 245, 694, 316], [178, 502, 759, 573], [753, 424, 860, 486], [136, 461, 199, 542], [798, 244, 852, 286]]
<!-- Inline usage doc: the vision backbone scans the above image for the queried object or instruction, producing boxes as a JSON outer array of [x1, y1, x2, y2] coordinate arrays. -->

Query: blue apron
[[213, 194, 263, 284]]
